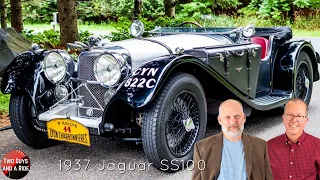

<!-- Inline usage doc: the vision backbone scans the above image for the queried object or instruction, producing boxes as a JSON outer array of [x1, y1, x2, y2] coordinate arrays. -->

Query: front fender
[[273, 40, 318, 91], [114, 54, 224, 108], [0, 50, 46, 97], [114, 55, 176, 108]]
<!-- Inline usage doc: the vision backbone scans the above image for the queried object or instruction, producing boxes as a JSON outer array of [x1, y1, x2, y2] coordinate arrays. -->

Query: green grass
[[24, 22, 117, 34], [293, 30, 320, 37], [0, 92, 10, 112]]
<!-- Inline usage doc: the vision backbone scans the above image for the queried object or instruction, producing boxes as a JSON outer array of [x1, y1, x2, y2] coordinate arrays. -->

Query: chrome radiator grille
[[78, 54, 107, 118]]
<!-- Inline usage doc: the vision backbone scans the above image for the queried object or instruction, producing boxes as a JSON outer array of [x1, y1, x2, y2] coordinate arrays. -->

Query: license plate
[[47, 118, 90, 146]]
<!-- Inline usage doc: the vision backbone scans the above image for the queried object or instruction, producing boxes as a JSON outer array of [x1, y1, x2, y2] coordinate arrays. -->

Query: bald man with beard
[[192, 99, 273, 180]]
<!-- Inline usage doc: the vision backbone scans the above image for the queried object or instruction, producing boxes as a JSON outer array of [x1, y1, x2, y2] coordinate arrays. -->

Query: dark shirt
[[267, 131, 320, 180]]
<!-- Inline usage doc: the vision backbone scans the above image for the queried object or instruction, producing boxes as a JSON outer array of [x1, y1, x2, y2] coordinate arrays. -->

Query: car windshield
[[149, 27, 236, 34]]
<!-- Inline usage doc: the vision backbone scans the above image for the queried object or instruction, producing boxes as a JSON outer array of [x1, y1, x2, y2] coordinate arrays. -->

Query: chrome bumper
[[38, 102, 102, 135]]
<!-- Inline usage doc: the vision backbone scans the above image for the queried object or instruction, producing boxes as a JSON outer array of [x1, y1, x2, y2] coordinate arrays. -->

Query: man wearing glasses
[[267, 98, 320, 180]]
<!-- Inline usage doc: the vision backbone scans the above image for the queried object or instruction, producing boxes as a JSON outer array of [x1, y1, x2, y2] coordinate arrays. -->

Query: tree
[[57, 0, 79, 46], [10, 0, 23, 32], [164, 0, 175, 17], [133, 0, 142, 19], [0, 0, 6, 28], [178, 0, 191, 3]]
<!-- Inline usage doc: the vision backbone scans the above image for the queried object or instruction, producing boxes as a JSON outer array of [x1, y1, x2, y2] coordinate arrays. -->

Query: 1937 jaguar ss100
[[1, 21, 319, 172]]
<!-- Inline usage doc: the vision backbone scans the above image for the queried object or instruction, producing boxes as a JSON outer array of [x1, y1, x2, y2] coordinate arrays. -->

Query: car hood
[[108, 34, 233, 71]]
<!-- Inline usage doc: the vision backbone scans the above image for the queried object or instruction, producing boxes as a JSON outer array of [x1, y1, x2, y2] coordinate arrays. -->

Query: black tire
[[142, 73, 207, 172], [9, 93, 58, 149], [293, 51, 313, 105]]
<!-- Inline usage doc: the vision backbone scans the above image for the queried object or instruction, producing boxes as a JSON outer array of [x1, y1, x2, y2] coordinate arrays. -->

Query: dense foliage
[[240, 0, 320, 21], [177, 0, 241, 18], [19, 0, 165, 23], [8, 0, 318, 24]]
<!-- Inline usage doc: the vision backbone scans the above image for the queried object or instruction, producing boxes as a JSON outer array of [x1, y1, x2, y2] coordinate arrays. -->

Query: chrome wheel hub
[[183, 117, 195, 132]]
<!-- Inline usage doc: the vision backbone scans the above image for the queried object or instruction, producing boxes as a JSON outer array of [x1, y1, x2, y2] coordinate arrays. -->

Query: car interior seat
[[251, 37, 269, 59]]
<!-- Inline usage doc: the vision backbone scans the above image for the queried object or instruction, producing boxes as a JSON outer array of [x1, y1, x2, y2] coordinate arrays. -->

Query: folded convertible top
[[0, 28, 32, 79], [254, 26, 293, 45]]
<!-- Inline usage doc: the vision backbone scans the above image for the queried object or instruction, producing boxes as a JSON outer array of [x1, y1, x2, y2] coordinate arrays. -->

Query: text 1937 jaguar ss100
[[1, 21, 319, 172]]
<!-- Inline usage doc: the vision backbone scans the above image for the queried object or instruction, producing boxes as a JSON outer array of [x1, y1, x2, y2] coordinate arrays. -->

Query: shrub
[[22, 29, 60, 48], [178, 0, 241, 19], [0, 92, 9, 112], [22, 29, 93, 49], [239, 0, 320, 22], [106, 0, 164, 20], [292, 11, 320, 30]]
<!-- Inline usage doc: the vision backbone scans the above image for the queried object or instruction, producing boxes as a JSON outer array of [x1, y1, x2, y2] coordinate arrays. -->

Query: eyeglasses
[[283, 114, 307, 122]]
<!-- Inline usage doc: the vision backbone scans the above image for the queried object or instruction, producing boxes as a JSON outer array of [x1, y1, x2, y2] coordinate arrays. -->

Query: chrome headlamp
[[54, 85, 68, 102], [43, 51, 67, 84], [94, 53, 123, 87]]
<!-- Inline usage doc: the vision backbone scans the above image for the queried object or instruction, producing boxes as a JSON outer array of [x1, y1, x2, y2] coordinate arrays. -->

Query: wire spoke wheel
[[295, 62, 310, 101], [142, 73, 207, 172], [294, 51, 313, 105], [166, 91, 199, 157]]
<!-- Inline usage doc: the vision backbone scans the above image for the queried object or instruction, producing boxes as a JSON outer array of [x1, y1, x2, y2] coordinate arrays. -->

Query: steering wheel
[[178, 21, 203, 28]]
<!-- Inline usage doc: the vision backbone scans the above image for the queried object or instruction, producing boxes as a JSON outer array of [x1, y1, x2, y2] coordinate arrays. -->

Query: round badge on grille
[[86, 109, 94, 117]]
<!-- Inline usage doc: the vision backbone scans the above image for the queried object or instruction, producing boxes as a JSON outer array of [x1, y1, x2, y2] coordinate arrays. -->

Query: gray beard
[[221, 124, 244, 137]]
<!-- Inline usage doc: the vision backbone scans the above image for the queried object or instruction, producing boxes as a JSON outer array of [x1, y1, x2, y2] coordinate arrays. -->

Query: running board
[[250, 95, 289, 106]]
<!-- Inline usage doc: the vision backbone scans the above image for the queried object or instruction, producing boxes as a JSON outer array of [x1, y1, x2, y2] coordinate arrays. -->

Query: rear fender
[[273, 40, 319, 91], [316, 52, 320, 63]]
